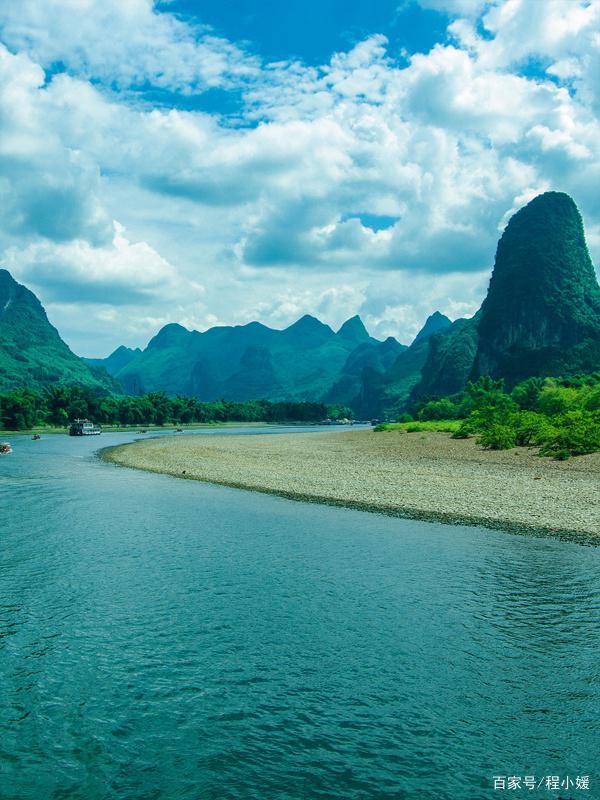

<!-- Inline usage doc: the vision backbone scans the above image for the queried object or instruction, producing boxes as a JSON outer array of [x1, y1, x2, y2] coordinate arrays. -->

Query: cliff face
[[472, 191, 600, 385]]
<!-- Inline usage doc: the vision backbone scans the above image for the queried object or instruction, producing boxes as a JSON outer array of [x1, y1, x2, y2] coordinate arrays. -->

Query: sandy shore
[[103, 429, 600, 537]]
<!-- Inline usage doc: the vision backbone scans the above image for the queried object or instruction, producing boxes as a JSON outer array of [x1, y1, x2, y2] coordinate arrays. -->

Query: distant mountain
[[351, 310, 453, 416], [99, 314, 404, 405], [0, 269, 117, 393], [84, 345, 141, 376], [326, 336, 406, 409], [412, 311, 452, 345], [336, 315, 372, 345]]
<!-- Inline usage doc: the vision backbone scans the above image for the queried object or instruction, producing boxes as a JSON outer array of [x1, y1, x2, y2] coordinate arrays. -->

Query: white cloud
[[0, 45, 112, 247], [0, 0, 259, 93], [417, 0, 491, 16], [5, 221, 203, 306]]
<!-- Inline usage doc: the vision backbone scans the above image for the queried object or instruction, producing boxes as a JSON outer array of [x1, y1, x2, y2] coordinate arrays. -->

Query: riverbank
[[103, 429, 600, 537], [1, 421, 275, 436]]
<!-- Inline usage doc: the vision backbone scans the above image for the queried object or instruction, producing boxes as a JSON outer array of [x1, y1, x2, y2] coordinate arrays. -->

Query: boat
[[0, 442, 12, 454], [32, 434, 41, 440], [68, 419, 102, 436]]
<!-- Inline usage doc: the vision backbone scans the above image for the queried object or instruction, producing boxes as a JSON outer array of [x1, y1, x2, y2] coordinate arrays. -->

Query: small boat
[[0, 442, 12, 454], [32, 434, 41, 440], [68, 419, 102, 436], [175, 428, 183, 432]]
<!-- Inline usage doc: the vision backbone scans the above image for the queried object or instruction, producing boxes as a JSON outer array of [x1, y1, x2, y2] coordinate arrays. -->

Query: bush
[[513, 412, 556, 446], [477, 423, 517, 450], [539, 411, 600, 458], [418, 398, 461, 420], [511, 377, 544, 410], [537, 386, 580, 416]]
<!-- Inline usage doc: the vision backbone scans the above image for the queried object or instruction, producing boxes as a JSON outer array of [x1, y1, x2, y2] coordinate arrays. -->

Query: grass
[[374, 419, 462, 433]]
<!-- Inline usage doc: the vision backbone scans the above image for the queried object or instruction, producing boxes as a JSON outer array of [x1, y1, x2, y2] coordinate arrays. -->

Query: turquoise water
[[1, 429, 599, 800]]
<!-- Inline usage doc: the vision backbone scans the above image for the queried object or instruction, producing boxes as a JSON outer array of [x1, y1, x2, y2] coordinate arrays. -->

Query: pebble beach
[[103, 428, 600, 537]]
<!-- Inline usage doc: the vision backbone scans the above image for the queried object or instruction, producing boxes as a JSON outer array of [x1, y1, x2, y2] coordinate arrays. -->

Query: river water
[[1, 428, 599, 800]]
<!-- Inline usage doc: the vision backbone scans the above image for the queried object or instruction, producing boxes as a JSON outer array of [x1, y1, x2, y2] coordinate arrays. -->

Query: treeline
[[0, 386, 353, 430], [411, 373, 600, 459]]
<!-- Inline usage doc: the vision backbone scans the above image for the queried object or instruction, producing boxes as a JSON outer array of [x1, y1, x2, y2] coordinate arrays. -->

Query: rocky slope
[[0, 269, 117, 393]]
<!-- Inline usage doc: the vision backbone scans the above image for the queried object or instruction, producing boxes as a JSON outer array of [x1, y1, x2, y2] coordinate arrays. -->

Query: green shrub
[[537, 386, 580, 416], [511, 377, 544, 410], [539, 411, 600, 458], [418, 398, 461, 420], [584, 386, 600, 413], [477, 423, 517, 450], [513, 411, 556, 446]]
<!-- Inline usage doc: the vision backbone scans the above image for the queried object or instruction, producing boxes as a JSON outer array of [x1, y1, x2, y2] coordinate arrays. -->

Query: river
[[1, 427, 598, 799]]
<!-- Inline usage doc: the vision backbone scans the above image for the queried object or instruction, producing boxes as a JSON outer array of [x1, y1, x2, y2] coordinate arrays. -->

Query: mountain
[[412, 311, 452, 344], [410, 191, 600, 402], [84, 345, 141, 376], [0, 269, 117, 393], [410, 315, 480, 400], [471, 191, 600, 385], [326, 336, 406, 409], [102, 314, 403, 404], [336, 315, 371, 345], [351, 311, 453, 416]]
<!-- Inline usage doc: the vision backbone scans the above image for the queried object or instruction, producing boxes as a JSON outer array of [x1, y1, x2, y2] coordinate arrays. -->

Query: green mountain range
[[101, 313, 407, 405], [0, 269, 117, 393]]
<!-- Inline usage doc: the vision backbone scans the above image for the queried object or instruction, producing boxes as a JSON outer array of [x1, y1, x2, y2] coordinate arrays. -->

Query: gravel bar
[[103, 429, 600, 538]]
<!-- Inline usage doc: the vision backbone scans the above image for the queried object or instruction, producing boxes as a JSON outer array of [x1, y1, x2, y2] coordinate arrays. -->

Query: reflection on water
[[1, 428, 599, 799]]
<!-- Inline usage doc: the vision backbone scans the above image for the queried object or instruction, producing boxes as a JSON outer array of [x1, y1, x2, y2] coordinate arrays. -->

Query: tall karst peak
[[472, 191, 600, 384]]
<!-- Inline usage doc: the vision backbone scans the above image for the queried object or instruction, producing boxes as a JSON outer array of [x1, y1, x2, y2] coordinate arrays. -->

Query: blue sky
[[169, 0, 448, 68], [0, 0, 599, 356]]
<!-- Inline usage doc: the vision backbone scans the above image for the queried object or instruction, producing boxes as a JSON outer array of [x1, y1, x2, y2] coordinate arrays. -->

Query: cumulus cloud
[[5, 221, 203, 306], [0, 0, 259, 94], [0, 45, 112, 247]]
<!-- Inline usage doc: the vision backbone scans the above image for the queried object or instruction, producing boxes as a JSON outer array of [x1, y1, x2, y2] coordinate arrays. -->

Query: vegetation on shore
[[373, 420, 462, 433], [0, 385, 352, 431], [377, 373, 600, 459]]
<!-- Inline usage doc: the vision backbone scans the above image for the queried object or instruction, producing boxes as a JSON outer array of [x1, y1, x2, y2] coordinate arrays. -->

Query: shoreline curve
[[101, 429, 600, 542]]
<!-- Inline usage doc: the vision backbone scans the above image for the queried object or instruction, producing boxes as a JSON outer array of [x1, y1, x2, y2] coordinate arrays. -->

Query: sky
[[1, 0, 600, 356]]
